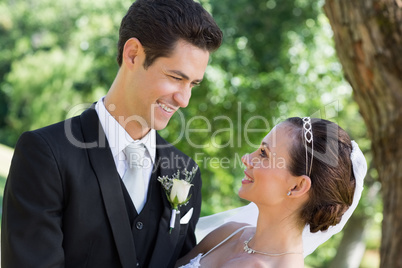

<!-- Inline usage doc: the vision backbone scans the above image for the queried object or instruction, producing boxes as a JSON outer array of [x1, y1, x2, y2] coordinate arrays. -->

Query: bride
[[176, 117, 366, 268]]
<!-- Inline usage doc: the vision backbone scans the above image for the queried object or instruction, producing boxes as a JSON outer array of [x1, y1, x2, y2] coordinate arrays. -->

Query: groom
[[1, 0, 222, 267]]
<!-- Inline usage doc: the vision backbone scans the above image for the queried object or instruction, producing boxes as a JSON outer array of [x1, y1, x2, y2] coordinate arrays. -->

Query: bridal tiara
[[302, 117, 314, 177]]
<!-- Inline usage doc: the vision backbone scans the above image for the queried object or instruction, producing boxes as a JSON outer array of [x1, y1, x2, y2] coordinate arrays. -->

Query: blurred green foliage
[[0, 0, 131, 144], [0, 0, 381, 265]]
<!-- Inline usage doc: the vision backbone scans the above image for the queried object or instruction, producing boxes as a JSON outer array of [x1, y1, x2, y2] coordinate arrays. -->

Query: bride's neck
[[251, 208, 304, 253]]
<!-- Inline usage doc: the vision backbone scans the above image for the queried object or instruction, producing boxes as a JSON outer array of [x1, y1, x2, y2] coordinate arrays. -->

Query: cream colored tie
[[123, 142, 146, 213]]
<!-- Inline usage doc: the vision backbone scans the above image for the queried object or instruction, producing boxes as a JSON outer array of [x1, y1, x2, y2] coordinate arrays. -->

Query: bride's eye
[[260, 148, 268, 158]]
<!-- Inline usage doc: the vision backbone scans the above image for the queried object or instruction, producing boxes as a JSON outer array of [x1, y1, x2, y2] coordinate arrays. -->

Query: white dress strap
[[201, 225, 252, 259]]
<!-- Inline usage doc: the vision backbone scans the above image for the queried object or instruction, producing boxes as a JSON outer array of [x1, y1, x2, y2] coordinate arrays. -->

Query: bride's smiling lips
[[242, 171, 254, 184]]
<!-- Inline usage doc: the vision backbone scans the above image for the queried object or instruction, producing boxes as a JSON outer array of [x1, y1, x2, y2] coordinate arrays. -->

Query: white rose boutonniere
[[158, 166, 198, 233], [170, 179, 193, 205]]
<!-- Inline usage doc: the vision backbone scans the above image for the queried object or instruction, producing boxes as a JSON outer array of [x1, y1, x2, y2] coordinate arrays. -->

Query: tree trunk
[[323, 1, 402, 267], [329, 214, 368, 268]]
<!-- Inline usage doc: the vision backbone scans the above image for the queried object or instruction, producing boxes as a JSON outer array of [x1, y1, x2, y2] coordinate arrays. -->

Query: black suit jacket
[[1, 106, 202, 268]]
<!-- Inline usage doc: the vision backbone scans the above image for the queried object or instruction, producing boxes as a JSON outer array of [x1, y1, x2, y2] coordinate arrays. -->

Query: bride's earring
[[287, 191, 292, 196]]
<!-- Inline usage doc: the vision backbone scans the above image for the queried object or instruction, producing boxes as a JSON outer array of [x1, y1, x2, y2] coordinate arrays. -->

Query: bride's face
[[239, 122, 296, 206]]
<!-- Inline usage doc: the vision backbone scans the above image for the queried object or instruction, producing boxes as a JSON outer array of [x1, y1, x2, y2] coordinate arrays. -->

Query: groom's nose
[[173, 87, 191, 108]]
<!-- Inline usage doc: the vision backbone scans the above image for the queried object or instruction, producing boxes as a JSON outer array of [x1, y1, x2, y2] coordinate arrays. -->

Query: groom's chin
[[150, 119, 170, 131]]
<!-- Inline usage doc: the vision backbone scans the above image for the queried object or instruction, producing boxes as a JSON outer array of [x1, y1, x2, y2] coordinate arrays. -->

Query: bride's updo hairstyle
[[285, 117, 356, 233]]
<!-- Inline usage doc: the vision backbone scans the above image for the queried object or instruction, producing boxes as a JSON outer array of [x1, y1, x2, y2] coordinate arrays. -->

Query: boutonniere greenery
[[158, 166, 198, 233]]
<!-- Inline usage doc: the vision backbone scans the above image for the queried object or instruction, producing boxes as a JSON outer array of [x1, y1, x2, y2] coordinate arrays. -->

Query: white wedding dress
[[179, 226, 251, 268]]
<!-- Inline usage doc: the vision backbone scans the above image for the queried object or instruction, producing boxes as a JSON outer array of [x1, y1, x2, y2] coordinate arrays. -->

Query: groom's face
[[127, 39, 210, 131]]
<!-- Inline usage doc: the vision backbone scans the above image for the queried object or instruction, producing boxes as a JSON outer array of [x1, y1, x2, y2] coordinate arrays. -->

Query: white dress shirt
[[95, 96, 156, 202]]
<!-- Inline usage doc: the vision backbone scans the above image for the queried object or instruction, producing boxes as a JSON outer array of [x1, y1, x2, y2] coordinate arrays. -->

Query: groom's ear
[[122, 38, 144, 68], [288, 175, 311, 197]]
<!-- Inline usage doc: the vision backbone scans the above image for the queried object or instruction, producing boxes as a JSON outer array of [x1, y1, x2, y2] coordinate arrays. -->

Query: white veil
[[195, 140, 367, 257]]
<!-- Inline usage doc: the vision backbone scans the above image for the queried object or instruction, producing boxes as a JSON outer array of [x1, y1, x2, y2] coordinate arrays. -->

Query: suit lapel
[[148, 134, 181, 267], [80, 106, 137, 268]]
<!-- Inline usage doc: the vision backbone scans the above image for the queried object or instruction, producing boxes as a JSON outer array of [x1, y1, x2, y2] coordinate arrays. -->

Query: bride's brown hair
[[285, 117, 356, 233]]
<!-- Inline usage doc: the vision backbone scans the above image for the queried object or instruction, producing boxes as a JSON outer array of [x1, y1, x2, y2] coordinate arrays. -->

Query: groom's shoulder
[[25, 104, 99, 141], [17, 106, 97, 150], [18, 115, 80, 144]]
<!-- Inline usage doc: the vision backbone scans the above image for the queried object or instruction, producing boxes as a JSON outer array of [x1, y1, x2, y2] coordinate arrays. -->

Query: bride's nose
[[242, 154, 253, 169]]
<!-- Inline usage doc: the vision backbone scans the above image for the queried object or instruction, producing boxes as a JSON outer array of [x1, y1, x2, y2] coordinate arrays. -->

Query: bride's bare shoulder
[[222, 255, 269, 268], [223, 255, 303, 268], [197, 221, 251, 253]]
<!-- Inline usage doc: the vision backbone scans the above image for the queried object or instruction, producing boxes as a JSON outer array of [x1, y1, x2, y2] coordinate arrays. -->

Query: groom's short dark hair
[[117, 0, 223, 68]]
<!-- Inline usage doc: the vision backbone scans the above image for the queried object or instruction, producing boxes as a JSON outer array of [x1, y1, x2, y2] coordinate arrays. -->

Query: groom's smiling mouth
[[156, 100, 177, 114]]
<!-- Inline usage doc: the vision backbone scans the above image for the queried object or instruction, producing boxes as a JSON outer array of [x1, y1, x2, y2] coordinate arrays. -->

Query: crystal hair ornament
[[302, 117, 314, 177], [195, 140, 367, 258]]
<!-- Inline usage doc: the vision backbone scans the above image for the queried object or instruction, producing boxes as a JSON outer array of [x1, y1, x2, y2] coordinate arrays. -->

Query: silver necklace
[[243, 236, 303, 257]]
